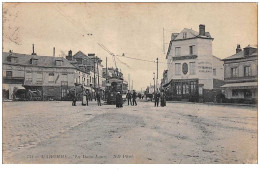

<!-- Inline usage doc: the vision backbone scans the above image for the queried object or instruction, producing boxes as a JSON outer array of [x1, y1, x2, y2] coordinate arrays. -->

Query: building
[[160, 70, 168, 90], [164, 24, 224, 102], [221, 45, 257, 103], [2, 48, 76, 100]]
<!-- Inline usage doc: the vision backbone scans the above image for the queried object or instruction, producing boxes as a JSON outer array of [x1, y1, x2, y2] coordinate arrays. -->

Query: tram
[[105, 77, 128, 104]]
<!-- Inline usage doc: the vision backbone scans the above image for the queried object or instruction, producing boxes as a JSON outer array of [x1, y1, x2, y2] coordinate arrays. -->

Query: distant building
[[221, 45, 257, 103], [2, 48, 75, 100], [165, 24, 224, 102], [66, 50, 106, 92]]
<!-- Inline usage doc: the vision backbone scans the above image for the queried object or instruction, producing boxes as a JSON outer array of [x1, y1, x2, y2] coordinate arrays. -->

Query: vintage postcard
[[2, 2, 257, 164]]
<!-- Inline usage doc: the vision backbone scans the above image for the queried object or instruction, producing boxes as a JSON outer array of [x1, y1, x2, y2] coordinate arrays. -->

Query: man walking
[[154, 91, 160, 107], [126, 90, 132, 106], [96, 91, 102, 106], [160, 90, 166, 107], [132, 90, 137, 106]]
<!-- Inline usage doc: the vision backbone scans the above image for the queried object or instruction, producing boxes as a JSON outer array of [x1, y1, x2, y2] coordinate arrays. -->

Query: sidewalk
[[139, 99, 257, 107]]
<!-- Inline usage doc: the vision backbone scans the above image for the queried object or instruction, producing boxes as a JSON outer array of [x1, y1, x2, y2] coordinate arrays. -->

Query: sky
[[2, 3, 257, 91]]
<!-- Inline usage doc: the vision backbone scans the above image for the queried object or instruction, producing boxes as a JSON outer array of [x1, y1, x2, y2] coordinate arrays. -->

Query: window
[[213, 68, 216, 76], [6, 71, 12, 78], [175, 63, 181, 75], [244, 90, 252, 98], [190, 81, 197, 93], [48, 73, 54, 82], [26, 71, 32, 81], [189, 45, 195, 55], [176, 83, 181, 95], [189, 62, 196, 75], [175, 47, 181, 56], [36, 72, 43, 82], [231, 67, 238, 77], [182, 83, 189, 95], [56, 60, 62, 66], [232, 90, 239, 97], [183, 32, 187, 39], [244, 66, 251, 77]]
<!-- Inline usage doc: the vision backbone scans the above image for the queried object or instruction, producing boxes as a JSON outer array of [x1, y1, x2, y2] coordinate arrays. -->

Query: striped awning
[[221, 82, 257, 89]]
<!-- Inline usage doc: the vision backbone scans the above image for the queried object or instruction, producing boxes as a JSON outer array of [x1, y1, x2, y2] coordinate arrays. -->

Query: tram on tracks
[[105, 77, 128, 105]]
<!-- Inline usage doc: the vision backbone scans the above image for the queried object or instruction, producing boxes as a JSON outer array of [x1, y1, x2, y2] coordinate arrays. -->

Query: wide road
[[3, 100, 257, 163]]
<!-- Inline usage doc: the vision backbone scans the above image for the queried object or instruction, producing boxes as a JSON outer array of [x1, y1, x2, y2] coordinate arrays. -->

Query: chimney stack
[[199, 24, 205, 36], [53, 47, 55, 57], [31, 44, 37, 55], [236, 44, 242, 53]]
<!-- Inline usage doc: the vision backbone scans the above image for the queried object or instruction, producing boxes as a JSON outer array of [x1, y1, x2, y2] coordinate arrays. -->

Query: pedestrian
[[160, 90, 166, 107], [115, 92, 121, 108], [132, 90, 137, 106], [82, 88, 87, 106], [119, 92, 123, 108], [126, 90, 132, 106], [72, 88, 77, 106], [85, 90, 89, 106], [96, 91, 102, 106], [154, 91, 160, 107]]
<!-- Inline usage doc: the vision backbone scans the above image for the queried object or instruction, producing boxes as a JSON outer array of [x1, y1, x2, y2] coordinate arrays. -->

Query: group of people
[[126, 90, 138, 106], [72, 88, 102, 107], [154, 90, 166, 107], [72, 87, 166, 108]]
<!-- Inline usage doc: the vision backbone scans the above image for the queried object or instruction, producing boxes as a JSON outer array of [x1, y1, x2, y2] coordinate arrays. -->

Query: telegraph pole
[[106, 57, 108, 82], [153, 72, 155, 94], [97, 57, 100, 89], [128, 74, 130, 91], [156, 58, 158, 91], [93, 57, 96, 90]]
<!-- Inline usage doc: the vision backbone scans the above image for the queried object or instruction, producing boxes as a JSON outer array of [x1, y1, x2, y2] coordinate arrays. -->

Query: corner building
[[165, 24, 224, 102]]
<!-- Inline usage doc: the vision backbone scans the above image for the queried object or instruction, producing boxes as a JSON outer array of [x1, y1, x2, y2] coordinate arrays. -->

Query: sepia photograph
[[1, 2, 258, 164]]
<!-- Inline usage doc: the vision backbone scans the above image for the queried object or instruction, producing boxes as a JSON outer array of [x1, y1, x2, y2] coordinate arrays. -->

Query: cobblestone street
[[3, 100, 257, 163]]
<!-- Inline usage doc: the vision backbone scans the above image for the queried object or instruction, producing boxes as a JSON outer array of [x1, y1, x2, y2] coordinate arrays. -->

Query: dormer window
[[183, 32, 187, 39], [30, 58, 38, 65], [55, 60, 63, 66]]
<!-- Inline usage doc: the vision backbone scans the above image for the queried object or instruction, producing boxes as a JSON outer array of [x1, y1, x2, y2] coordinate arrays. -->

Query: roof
[[73, 51, 89, 59], [223, 46, 258, 60], [221, 82, 257, 89], [166, 27, 213, 59], [2, 52, 75, 68]]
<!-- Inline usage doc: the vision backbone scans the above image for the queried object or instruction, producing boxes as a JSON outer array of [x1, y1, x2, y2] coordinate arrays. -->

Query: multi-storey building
[[2, 49, 75, 100], [165, 24, 224, 102], [221, 45, 257, 103]]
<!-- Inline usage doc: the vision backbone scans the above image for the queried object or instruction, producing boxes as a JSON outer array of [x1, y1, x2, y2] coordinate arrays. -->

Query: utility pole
[[106, 57, 108, 83], [132, 80, 133, 90], [153, 72, 155, 94], [97, 57, 100, 89], [156, 58, 158, 91], [93, 57, 96, 90], [128, 74, 130, 91]]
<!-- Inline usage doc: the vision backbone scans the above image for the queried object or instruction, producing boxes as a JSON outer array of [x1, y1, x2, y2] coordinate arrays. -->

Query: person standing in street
[[115, 92, 121, 108], [126, 90, 132, 106], [96, 90, 102, 106], [160, 90, 166, 107], [72, 87, 77, 106], [82, 88, 87, 106], [132, 90, 137, 106], [154, 90, 160, 107]]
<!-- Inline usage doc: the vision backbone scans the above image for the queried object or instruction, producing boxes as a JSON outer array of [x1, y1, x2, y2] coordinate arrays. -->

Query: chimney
[[199, 24, 205, 36], [31, 44, 37, 55], [236, 44, 242, 53], [68, 50, 72, 57], [53, 47, 55, 57]]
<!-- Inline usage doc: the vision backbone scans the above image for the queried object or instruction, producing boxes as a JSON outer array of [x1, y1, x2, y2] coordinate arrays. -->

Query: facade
[[66, 50, 105, 91], [165, 24, 224, 102], [2, 50, 76, 100], [221, 45, 257, 103]]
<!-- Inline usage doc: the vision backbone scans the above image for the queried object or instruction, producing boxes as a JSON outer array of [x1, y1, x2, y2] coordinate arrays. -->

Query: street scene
[[3, 100, 257, 164], [2, 3, 257, 164]]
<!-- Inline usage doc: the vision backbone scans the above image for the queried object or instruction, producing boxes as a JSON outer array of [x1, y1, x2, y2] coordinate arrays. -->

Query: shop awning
[[221, 82, 257, 89], [162, 81, 171, 88]]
